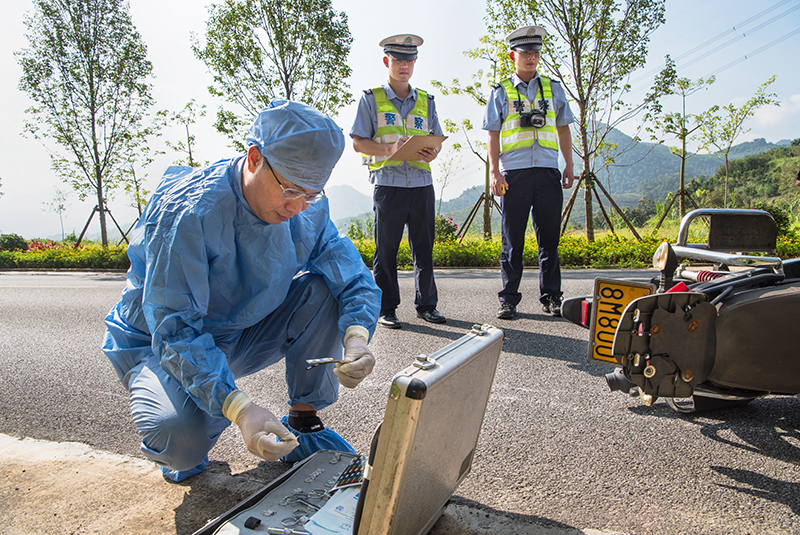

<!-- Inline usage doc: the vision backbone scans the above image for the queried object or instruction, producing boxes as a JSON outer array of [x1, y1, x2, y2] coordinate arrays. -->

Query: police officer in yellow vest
[[483, 25, 575, 320], [350, 34, 446, 329]]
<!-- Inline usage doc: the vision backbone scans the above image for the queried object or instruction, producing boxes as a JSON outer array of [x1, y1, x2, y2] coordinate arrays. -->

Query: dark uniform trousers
[[373, 184, 438, 314], [499, 166, 563, 306]]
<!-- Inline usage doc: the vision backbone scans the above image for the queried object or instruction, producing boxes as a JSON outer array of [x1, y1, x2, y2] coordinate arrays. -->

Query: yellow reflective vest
[[499, 76, 558, 153], [361, 87, 432, 172]]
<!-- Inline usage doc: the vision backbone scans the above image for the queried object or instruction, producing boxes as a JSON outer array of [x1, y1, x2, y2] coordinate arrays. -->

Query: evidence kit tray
[[194, 324, 504, 535]]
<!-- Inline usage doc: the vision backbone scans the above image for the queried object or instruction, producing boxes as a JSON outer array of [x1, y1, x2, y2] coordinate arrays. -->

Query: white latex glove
[[334, 326, 376, 388], [222, 391, 299, 461]]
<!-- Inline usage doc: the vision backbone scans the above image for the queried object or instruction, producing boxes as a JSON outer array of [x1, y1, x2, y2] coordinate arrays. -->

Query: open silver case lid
[[355, 324, 504, 535]]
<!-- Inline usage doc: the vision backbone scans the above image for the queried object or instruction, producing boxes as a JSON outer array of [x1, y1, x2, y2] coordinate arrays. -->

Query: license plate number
[[589, 278, 655, 365]]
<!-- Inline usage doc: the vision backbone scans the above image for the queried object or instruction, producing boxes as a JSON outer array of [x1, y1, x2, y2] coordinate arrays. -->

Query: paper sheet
[[304, 486, 361, 535], [389, 135, 447, 162]]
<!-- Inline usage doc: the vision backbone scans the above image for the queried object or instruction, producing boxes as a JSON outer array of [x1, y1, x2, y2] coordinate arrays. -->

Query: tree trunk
[[679, 138, 687, 221], [583, 170, 595, 243], [723, 155, 729, 208], [579, 122, 594, 243], [97, 171, 109, 247]]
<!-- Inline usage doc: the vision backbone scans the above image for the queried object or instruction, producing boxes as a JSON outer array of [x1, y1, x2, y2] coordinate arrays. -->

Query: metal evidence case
[[355, 323, 504, 535], [194, 324, 504, 535]]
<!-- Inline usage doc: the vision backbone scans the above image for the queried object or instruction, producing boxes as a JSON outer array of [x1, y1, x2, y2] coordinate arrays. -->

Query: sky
[[1, 0, 799, 240]]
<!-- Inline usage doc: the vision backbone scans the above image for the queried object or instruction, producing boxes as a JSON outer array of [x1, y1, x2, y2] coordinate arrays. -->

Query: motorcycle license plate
[[589, 278, 655, 365]]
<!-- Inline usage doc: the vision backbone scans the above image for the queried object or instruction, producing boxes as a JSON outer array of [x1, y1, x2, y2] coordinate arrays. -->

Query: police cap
[[506, 25, 547, 51], [380, 34, 423, 61]]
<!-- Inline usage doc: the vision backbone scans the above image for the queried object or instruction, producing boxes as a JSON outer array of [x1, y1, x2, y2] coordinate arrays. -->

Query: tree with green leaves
[[43, 189, 70, 241], [432, 38, 505, 240], [16, 0, 155, 247], [159, 99, 209, 168], [699, 76, 780, 208], [645, 56, 715, 222], [440, 0, 669, 242], [193, 0, 353, 151], [123, 116, 163, 216], [435, 147, 462, 216]]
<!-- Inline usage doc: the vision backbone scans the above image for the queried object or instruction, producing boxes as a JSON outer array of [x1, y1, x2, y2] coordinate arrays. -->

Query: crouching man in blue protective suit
[[102, 100, 382, 483]]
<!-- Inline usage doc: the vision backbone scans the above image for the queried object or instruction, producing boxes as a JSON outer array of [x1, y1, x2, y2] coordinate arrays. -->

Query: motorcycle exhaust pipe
[[606, 368, 636, 394]]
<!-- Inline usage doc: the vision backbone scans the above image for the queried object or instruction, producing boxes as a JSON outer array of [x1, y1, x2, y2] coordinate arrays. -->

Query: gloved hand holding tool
[[333, 326, 376, 388], [223, 390, 300, 461]]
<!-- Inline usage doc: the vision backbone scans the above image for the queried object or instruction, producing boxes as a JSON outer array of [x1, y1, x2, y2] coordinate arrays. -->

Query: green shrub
[[751, 201, 791, 236], [351, 238, 375, 267], [559, 234, 592, 266], [777, 234, 800, 259], [0, 244, 129, 270], [433, 237, 502, 267], [5, 228, 796, 272], [584, 233, 662, 268], [347, 216, 374, 241], [0, 234, 28, 252]]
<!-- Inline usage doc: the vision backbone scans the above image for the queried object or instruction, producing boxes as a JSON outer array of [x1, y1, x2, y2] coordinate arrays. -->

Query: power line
[[677, 3, 800, 71], [634, 24, 799, 98], [630, 0, 795, 86], [671, 0, 791, 64], [708, 26, 800, 77]]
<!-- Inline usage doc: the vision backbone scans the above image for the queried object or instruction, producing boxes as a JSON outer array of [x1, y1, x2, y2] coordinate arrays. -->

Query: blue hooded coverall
[[102, 157, 381, 477]]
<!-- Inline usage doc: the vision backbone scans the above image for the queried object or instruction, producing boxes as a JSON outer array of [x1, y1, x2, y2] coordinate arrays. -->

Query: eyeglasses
[[264, 158, 326, 204]]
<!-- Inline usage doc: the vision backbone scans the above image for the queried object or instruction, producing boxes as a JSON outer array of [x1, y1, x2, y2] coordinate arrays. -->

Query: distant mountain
[[439, 185, 485, 213], [329, 132, 795, 233], [326, 185, 373, 222], [728, 138, 791, 159], [595, 130, 791, 195]]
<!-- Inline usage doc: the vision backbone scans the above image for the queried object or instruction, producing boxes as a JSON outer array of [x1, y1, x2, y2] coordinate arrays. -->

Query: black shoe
[[542, 296, 562, 317], [378, 313, 401, 329], [496, 302, 516, 319], [417, 309, 446, 324]]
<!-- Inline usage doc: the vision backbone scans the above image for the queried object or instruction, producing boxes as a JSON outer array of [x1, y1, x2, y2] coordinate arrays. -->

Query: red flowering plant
[[27, 239, 63, 252], [434, 214, 459, 243]]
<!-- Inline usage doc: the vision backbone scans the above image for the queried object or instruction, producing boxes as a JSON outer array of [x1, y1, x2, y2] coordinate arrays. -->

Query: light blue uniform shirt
[[349, 84, 443, 188], [483, 73, 574, 173], [102, 157, 381, 419]]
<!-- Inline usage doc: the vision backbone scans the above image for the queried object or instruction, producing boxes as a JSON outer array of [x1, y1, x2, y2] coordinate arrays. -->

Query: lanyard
[[514, 77, 548, 113]]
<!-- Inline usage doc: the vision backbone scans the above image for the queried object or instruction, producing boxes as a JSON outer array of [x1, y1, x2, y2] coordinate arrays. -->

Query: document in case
[[305, 486, 360, 535], [389, 135, 447, 162]]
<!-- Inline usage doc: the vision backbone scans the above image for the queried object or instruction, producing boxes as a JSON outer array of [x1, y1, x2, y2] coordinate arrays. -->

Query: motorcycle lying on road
[[562, 208, 800, 413]]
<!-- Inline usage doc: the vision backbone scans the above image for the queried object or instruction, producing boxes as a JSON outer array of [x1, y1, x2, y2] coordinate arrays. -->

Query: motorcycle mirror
[[653, 241, 679, 291]]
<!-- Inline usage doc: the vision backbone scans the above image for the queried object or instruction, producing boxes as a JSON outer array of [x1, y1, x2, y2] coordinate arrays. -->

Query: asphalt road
[[1, 269, 799, 534]]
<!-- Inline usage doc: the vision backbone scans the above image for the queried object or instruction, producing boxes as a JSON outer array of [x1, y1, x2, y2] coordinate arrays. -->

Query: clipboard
[[389, 135, 447, 162]]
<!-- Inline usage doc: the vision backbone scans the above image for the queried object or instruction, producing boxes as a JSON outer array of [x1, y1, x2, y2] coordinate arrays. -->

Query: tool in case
[[194, 324, 504, 535]]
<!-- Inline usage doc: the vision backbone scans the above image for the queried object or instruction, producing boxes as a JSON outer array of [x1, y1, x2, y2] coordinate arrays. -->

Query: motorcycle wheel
[[666, 395, 756, 414]]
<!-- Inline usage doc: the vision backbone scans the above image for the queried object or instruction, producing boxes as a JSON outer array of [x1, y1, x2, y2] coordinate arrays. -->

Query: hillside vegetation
[[444, 137, 800, 235], [336, 134, 799, 236], [686, 140, 800, 210]]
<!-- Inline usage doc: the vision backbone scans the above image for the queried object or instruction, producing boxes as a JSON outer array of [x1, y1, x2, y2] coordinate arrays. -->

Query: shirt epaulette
[[363, 88, 373, 95]]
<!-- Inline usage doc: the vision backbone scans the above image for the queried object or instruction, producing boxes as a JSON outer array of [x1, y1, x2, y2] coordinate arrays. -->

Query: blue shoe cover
[[279, 415, 356, 463], [160, 457, 209, 483]]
